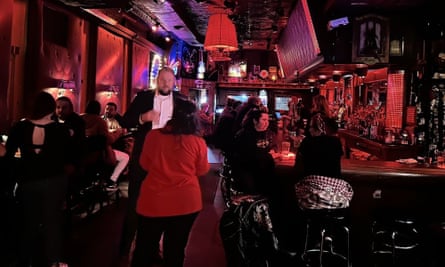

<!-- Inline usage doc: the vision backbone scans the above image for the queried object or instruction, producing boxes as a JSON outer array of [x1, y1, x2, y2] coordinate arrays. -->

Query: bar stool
[[301, 208, 351, 267], [371, 217, 421, 266], [295, 175, 354, 267]]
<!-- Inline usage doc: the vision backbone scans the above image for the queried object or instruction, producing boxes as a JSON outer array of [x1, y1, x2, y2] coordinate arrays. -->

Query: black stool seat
[[371, 216, 421, 266], [301, 208, 351, 267]]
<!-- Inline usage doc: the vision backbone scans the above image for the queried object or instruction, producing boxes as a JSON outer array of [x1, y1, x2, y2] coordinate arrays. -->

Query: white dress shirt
[[152, 92, 173, 129]]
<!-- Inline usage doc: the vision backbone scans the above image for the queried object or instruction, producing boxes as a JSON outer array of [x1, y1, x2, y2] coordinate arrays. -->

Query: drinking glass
[[437, 151, 445, 168], [281, 141, 291, 155]]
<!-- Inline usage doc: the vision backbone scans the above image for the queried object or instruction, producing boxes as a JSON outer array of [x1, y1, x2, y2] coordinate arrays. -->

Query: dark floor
[[64, 163, 227, 267], [2, 159, 445, 267]]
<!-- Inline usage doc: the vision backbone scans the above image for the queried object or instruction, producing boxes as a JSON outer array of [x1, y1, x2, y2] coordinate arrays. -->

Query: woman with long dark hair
[[5, 91, 72, 267], [231, 108, 277, 196], [131, 98, 210, 267]]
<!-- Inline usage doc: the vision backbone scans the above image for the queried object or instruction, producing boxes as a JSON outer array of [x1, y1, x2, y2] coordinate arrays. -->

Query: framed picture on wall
[[352, 15, 389, 65], [389, 39, 404, 56], [181, 44, 199, 78]]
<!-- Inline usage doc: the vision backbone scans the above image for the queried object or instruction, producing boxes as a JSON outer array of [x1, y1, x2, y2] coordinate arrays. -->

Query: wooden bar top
[[338, 129, 422, 161], [341, 159, 445, 178], [276, 157, 445, 179]]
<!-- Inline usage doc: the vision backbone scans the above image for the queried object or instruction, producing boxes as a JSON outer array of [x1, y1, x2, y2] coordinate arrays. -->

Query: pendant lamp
[[204, 13, 238, 52]]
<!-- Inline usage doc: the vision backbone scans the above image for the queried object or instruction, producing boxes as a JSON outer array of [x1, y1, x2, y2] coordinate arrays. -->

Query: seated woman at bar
[[232, 96, 262, 135], [231, 109, 277, 196], [294, 115, 343, 180]]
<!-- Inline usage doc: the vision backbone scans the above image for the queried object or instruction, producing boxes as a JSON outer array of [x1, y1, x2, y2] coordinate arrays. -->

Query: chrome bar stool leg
[[320, 228, 326, 267]]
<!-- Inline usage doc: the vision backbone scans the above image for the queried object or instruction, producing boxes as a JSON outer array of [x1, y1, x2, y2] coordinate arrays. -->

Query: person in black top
[[232, 109, 277, 196], [55, 96, 86, 151], [5, 91, 73, 267], [212, 99, 241, 155], [232, 96, 262, 135], [294, 115, 343, 180]]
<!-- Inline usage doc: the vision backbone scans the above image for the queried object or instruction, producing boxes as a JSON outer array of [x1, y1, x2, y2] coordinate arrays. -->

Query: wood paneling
[[277, 0, 321, 81]]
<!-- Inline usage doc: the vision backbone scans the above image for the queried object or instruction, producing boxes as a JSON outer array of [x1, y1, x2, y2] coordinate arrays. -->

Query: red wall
[[0, 0, 13, 131], [40, 13, 85, 112], [131, 42, 150, 96], [95, 27, 124, 114]]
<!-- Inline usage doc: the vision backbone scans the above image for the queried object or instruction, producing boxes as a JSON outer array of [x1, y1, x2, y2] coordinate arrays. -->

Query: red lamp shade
[[204, 13, 238, 52]]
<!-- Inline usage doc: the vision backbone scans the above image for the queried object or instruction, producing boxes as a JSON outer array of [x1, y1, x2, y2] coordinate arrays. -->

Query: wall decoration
[[389, 39, 404, 56], [181, 44, 199, 78], [149, 52, 162, 89], [168, 42, 182, 79], [352, 14, 389, 65], [259, 69, 269, 80]]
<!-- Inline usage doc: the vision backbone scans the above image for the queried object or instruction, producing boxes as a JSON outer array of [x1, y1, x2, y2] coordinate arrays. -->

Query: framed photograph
[[389, 39, 404, 56], [352, 15, 389, 65]]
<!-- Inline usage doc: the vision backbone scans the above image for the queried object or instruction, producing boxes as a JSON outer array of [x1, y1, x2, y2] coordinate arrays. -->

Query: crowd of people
[[211, 93, 348, 258], [0, 66, 213, 267], [0, 64, 350, 266]]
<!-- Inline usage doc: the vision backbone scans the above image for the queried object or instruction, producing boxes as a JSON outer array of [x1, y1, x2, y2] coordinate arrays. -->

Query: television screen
[[275, 96, 290, 111], [228, 94, 250, 103]]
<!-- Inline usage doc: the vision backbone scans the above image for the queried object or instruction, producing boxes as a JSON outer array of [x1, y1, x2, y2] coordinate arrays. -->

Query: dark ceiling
[[56, 0, 441, 81], [56, 0, 438, 50], [127, 0, 298, 51], [125, 0, 436, 50]]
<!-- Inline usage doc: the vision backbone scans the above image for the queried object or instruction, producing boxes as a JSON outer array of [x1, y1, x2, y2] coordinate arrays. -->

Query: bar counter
[[275, 158, 445, 266], [338, 129, 422, 161], [278, 156, 445, 177]]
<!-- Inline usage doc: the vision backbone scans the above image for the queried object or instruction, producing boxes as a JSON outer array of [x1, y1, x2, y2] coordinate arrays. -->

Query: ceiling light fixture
[[204, 13, 238, 52]]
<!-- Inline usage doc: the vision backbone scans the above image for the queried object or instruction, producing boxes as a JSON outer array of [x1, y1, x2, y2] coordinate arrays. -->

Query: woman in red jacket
[[131, 98, 210, 267]]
